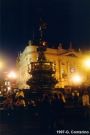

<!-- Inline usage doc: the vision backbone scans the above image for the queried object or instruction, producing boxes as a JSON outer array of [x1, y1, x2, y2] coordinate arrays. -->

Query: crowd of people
[[0, 88, 90, 131], [2, 87, 90, 108]]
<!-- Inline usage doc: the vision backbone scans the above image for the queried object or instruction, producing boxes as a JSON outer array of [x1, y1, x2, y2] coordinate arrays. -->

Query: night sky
[[0, 0, 90, 67]]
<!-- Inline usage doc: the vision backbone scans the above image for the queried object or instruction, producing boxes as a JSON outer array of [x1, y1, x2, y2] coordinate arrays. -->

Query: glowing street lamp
[[7, 71, 17, 89], [71, 74, 83, 85], [84, 58, 90, 69], [8, 71, 17, 79]]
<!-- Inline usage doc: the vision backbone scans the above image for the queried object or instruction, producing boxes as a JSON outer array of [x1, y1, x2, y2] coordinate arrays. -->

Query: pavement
[[0, 107, 90, 135]]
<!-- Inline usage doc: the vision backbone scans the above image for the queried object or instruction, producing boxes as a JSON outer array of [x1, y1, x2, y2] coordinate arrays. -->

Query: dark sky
[[0, 0, 90, 67]]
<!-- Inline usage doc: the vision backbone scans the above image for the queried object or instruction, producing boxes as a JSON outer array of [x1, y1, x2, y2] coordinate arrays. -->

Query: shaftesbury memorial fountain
[[27, 20, 58, 93]]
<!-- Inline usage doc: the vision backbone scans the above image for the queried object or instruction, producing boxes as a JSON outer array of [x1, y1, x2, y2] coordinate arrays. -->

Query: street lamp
[[8, 71, 17, 79], [71, 74, 83, 86], [83, 58, 90, 69], [7, 71, 17, 90]]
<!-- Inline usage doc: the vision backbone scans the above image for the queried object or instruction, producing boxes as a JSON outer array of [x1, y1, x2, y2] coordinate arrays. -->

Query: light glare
[[84, 59, 90, 68], [71, 74, 82, 84], [8, 71, 17, 79], [0, 61, 3, 69]]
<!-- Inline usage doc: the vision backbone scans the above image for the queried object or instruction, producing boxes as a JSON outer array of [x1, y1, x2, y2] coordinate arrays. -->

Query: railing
[[28, 62, 56, 73]]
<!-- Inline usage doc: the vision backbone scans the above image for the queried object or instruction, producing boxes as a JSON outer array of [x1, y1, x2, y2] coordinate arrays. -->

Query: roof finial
[[78, 48, 81, 52], [69, 41, 73, 51], [58, 43, 63, 49], [32, 28, 35, 43]]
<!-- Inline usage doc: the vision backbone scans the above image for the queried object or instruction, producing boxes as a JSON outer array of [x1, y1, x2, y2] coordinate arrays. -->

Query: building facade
[[16, 42, 89, 89]]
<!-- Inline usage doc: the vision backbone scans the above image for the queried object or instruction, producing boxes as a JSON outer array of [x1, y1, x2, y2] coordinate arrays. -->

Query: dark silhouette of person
[[39, 94, 51, 132], [51, 93, 65, 128]]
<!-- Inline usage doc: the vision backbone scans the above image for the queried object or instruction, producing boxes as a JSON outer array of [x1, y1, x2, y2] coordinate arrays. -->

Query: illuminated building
[[16, 41, 90, 89]]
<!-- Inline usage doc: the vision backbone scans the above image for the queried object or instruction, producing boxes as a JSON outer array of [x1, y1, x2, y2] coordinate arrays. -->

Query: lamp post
[[7, 71, 17, 91]]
